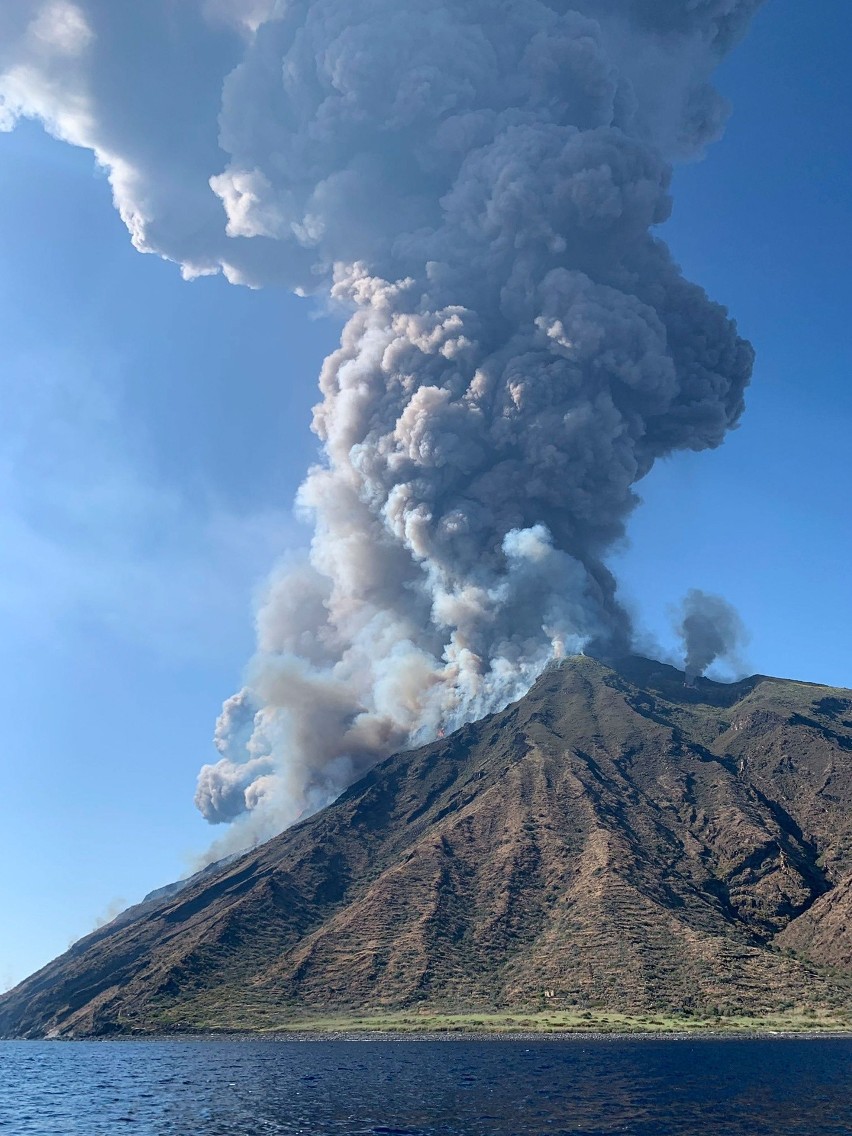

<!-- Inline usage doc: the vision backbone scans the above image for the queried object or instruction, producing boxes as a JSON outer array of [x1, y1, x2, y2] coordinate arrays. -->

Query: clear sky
[[1, 0, 850, 989]]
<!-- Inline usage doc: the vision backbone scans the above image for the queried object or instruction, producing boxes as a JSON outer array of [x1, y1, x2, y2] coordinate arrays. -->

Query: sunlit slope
[[3, 655, 852, 1038]]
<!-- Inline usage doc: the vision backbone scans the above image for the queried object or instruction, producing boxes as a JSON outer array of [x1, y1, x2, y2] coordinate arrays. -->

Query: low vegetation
[[144, 1004, 852, 1037]]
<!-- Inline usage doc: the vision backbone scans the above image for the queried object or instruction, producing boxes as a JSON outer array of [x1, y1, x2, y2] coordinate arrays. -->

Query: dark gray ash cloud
[[0, 0, 762, 850], [678, 589, 747, 680]]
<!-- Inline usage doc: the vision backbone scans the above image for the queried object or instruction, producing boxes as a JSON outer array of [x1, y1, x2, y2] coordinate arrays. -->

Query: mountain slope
[[3, 655, 852, 1038]]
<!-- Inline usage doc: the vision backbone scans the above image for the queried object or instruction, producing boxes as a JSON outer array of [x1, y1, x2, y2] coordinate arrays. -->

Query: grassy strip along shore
[[140, 1006, 852, 1038]]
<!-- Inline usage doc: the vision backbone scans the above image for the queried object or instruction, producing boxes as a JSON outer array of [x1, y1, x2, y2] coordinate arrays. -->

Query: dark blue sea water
[[0, 1038, 850, 1135]]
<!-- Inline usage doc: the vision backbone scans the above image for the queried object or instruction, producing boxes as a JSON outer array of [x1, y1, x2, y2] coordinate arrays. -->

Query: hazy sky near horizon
[[1, 0, 850, 989]]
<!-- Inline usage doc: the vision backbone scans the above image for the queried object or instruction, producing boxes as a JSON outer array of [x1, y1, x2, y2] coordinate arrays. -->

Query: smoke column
[[677, 589, 747, 681], [0, 1, 762, 848]]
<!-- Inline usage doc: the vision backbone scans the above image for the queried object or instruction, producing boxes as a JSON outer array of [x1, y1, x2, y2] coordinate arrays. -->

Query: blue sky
[[0, 123, 340, 988], [614, 0, 852, 682], [1, 0, 850, 988]]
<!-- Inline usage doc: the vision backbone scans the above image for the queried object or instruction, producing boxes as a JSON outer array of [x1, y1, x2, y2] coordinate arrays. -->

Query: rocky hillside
[[3, 655, 852, 1038]]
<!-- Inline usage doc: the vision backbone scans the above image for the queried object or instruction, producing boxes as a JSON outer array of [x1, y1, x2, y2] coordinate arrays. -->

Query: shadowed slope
[[3, 656, 852, 1037]]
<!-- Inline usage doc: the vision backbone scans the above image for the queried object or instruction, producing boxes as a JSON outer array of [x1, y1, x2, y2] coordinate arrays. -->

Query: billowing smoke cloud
[[1, 0, 761, 848], [677, 589, 747, 681]]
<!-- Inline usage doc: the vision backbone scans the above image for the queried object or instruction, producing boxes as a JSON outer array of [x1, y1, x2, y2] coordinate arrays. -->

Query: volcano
[[3, 655, 852, 1038]]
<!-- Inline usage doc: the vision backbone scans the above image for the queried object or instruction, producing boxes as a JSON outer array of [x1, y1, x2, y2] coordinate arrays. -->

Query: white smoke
[[1, 0, 762, 848]]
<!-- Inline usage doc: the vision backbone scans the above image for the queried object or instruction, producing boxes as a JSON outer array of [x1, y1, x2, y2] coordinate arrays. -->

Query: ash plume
[[677, 589, 747, 681], [0, 1, 762, 848]]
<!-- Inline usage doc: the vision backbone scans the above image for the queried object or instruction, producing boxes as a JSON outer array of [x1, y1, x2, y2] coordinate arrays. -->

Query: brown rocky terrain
[[2, 654, 852, 1038]]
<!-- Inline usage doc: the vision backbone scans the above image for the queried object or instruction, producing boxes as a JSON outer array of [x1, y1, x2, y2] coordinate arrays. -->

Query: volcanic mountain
[[4, 655, 852, 1038]]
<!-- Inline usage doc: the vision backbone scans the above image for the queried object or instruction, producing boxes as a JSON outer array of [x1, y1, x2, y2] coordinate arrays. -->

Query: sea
[[0, 1038, 850, 1135]]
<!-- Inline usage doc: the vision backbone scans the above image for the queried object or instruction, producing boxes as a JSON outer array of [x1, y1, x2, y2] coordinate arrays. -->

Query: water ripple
[[0, 1039, 850, 1135]]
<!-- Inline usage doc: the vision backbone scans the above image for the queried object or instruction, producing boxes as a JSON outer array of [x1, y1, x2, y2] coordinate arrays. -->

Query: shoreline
[[18, 1026, 852, 1043], [13, 1006, 852, 1043], [177, 1028, 852, 1043]]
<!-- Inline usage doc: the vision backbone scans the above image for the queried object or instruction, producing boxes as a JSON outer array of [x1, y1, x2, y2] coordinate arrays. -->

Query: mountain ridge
[[3, 655, 852, 1038]]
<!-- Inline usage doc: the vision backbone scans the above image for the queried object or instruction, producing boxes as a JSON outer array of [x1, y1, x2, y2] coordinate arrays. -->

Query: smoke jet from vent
[[677, 589, 747, 681], [0, 1, 762, 849]]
